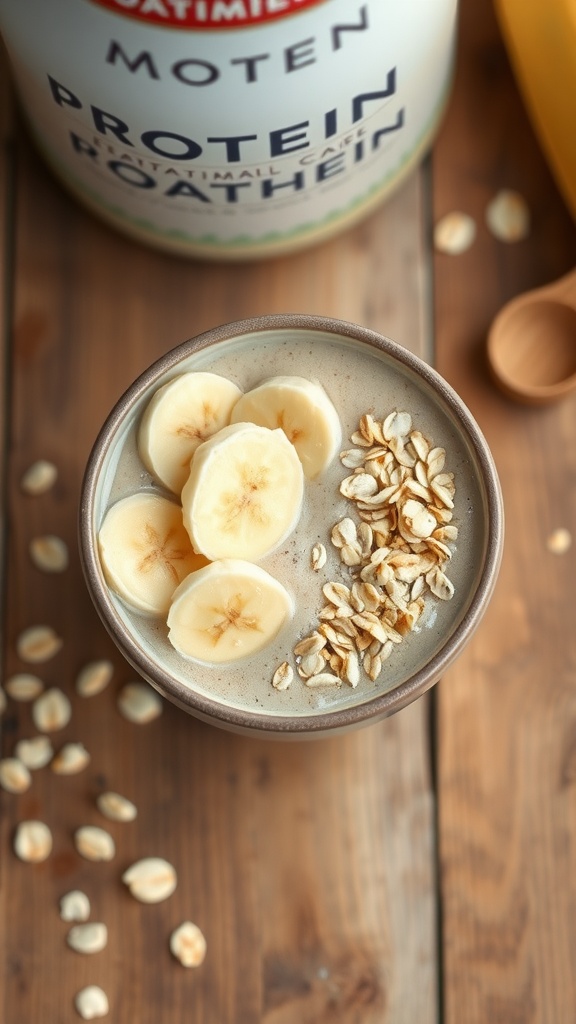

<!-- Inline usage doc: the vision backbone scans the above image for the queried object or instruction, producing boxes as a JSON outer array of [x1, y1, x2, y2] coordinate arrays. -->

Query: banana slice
[[98, 492, 208, 616], [167, 559, 294, 664], [138, 372, 243, 495], [230, 375, 341, 479], [181, 422, 304, 561]]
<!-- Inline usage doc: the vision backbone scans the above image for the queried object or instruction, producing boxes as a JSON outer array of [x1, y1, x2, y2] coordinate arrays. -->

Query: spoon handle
[[550, 266, 576, 304]]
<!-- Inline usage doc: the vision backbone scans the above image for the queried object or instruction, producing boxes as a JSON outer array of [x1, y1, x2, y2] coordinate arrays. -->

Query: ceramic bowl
[[79, 314, 504, 739]]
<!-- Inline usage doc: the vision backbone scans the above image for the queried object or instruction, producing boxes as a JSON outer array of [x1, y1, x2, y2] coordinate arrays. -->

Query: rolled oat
[[75, 985, 109, 1020], [75, 659, 114, 698], [4, 673, 44, 701], [52, 742, 90, 775], [271, 662, 293, 691], [96, 791, 137, 822], [17, 625, 63, 664], [15, 735, 54, 769], [20, 459, 57, 495], [122, 857, 177, 903], [67, 922, 108, 955], [60, 890, 91, 922], [29, 535, 69, 573], [32, 688, 71, 732], [14, 819, 52, 862], [434, 211, 477, 254], [291, 407, 457, 690], [117, 682, 162, 724], [0, 757, 32, 793], [74, 826, 115, 862], [170, 921, 207, 968]]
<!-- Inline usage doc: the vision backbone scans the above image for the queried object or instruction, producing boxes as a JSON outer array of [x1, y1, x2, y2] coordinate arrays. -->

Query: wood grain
[[0, 106, 438, 1023], [433, 1, 576, 1020], [0, 45, 14, 607]]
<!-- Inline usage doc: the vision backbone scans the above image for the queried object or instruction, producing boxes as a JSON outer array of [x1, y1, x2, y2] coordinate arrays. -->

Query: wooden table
[[1, 1, 575, 1020]]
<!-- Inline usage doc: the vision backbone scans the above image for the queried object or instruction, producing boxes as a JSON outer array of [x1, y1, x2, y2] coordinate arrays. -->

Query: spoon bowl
[[487, 268, 576, 404]]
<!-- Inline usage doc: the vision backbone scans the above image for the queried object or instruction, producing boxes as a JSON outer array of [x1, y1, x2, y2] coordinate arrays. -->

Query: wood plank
[[433, 0, 576, 1020], [0, 47, 15, 629], [0, 109, 438, 1021]]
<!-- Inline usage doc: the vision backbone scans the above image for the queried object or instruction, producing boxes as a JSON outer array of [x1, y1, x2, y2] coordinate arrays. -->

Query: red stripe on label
[[88, 0, 327, 29]]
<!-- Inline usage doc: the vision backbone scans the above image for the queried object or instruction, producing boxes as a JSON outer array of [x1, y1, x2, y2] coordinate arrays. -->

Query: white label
[[0, 0, 457, 254]]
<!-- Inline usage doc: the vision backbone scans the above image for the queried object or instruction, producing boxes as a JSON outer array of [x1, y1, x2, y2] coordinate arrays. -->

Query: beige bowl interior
[[80, 315, 504, 738]]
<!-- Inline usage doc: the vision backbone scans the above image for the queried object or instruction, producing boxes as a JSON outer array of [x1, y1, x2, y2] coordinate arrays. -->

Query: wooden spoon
[[487, 267, 576, 405]]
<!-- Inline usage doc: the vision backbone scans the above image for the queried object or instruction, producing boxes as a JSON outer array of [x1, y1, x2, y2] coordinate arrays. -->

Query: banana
[[167, 559, 294, 664], [98, 492, 208, 616], [229, 374, 341, 479], [181, 422, 304, 561], [138, 371, 243, 495]]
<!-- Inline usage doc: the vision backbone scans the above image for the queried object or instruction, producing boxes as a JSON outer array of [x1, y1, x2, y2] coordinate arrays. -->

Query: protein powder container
[[0, 0, 458, 259]]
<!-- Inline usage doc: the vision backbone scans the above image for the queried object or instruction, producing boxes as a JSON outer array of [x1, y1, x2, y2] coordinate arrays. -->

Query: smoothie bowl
[[79, 314, 504, 739]]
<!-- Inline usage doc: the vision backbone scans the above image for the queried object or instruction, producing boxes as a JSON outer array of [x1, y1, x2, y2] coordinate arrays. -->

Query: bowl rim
[[79, 313, 504, 736]]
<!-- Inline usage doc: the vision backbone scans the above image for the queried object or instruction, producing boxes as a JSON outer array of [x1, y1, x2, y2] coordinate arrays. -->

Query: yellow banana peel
[[494, 0, 576, 221]]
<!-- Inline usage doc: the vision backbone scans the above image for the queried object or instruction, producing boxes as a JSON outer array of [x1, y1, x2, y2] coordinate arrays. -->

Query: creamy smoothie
[[91, 325, 488, 720]]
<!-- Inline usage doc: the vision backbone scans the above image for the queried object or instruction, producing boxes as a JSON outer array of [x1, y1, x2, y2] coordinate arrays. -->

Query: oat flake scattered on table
[[485, 188, 530, 242], [67, 922, 108, 955], [17, 624, 63, 664], [51, 742, 90, 775], [32, 687, 71, 732], [29, 534, 69, 573], [117, 681, 163, 724], [0, 757, 32, 794], [20, 459, 58, 496], [13, 820, 53, 862], [75, 985, 109, 1020], [96, 790, 137, 822], [170, 921, 207, 967], [60, 889, 91, 922], [434, 210, 477, 254], [122, 857, 177, 903], [4, 672, 44, 701], [75, 659, 114, 697], [546, 527, 572, 555], [15, 735, 54, 769], [74, 825, 116, 862]]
